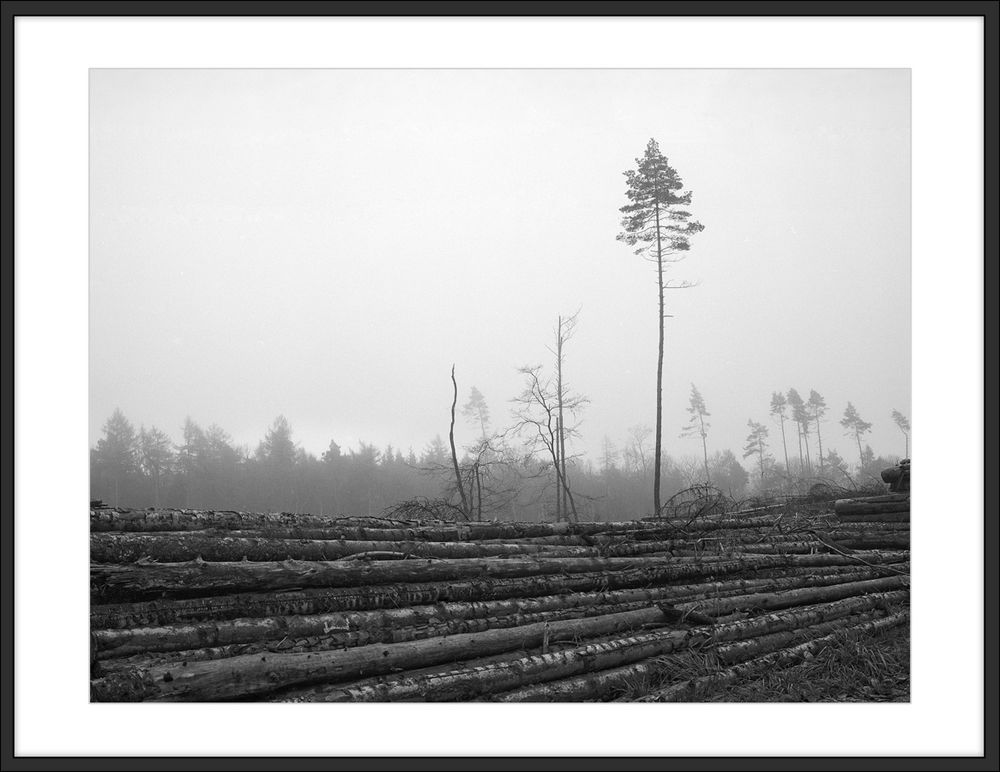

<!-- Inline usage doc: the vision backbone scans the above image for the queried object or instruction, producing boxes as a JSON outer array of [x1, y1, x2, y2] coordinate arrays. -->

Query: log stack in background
[[834, 493, 910, 523], [90, 504, 910, 702]]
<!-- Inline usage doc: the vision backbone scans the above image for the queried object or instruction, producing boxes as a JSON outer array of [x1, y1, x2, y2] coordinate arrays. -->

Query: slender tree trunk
[[796, 424, 804, 475], [557, 315, 566, 521], [778, 416, 790, 475], [449, 365, 470, 516], [554, 416, 562, 521], [475, 465, 483, 522], [803, 428, 812, 475], [856, 431, 864, 467], [699, 415, 710, 484], [653, 201, 664, 515], [815, 418, 824, 471]]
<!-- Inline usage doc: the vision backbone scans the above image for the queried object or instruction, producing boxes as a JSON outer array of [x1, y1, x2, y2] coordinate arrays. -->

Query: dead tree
[[511, 365, 587, 522], [448, 365, 471, 517], [547, 311, 580, 521]]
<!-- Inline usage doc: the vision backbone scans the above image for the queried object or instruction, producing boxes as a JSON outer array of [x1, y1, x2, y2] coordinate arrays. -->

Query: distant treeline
[[90, 408, 901, 520]]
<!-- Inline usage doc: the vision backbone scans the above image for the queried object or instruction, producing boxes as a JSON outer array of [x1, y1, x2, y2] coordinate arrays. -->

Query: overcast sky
[[90, 68, 910, 465]]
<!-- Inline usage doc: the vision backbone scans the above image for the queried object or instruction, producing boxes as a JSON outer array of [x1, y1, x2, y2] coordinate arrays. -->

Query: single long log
[[834, 501, 910, 516], [494, 610, 893, 702], [836, 512, 910, 524], [90, 533, 601, 563], [645, 611, 910, 702], [277, 591, 908, 703], [90, 605, 675, 701], [715, 538, 909, 554], [835, 494, 908, 506]]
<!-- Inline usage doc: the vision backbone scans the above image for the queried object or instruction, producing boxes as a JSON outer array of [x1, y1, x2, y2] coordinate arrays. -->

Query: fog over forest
[[90, 69, 910, 517]]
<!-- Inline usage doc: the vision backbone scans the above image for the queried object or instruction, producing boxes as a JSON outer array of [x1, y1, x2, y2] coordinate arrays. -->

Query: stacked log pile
[[834, 493, 910, 523], [90, 505, 909, 702]]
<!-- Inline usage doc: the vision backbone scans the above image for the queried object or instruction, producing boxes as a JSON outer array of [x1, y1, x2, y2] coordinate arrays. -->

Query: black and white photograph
[[86, 67, 915, 704]]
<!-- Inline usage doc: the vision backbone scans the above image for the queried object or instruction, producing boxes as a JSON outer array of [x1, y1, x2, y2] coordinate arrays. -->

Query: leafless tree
[[546, 310, 580, 520], [448, 364, 471, 517], [510, 364, 588, 522]]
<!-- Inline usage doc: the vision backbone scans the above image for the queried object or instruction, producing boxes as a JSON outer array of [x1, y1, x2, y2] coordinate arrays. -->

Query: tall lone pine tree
[[618, 139, 705, 513]]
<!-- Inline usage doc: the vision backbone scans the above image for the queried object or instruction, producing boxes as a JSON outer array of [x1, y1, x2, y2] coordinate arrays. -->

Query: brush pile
[[90, 502, 909, 702]]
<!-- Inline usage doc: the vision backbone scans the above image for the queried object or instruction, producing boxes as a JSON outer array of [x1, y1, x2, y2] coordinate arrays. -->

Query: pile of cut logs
[[834, 493, 910, 523], [90, 502, 909, 702]]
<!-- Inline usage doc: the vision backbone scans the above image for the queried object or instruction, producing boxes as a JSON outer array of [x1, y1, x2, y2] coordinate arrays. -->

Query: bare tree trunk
[[815, 417, 824, 471], [779, 416, 790, 475], [553, 416, 562, 521], [654, 201, 665, 515], [475, 466, 483, 522], [449, 365, 470, 517], [699, 415, 710, 484]]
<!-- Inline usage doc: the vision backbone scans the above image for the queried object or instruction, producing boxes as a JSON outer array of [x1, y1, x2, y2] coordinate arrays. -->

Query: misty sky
[[90, 69, 910, 466]]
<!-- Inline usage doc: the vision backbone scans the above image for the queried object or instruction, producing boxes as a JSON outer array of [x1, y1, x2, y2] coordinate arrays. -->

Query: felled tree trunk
[[90, 533, 606, 563], [836, 512, 910, 524], [834, 500, 910, 516]]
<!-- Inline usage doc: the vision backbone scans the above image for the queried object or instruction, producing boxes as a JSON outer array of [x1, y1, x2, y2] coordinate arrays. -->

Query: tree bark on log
[[93, 566, 897, 661], [674, 575, 908, 618], [267, 591, 907, 703], [95, 599, 673, 674], [93, 508, 802, 540], [92, 510, 683, 538], [92, 532, 846, 564], [90, 533, 605, 563], [91, 551, 909, 627], [91, 550, 910, 603], [834, 501, 910, 516], [92, 587, 697, 660], [836, 512, 910, 523], [492, 610, 894, 702], [90, 605, 674, 701]]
